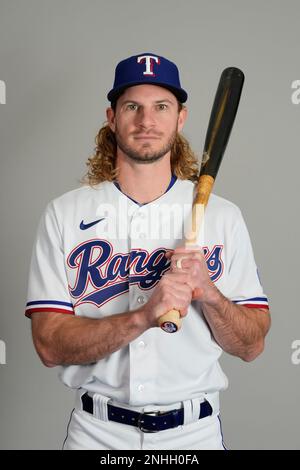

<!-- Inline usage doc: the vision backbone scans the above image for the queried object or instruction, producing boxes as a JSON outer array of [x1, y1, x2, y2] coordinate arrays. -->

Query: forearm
[[33, 269, 195, 368], [32, 308, 149, 367], [201, 286, 271, 361]]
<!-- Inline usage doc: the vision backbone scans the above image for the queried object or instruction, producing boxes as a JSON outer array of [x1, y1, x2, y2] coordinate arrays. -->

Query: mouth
[[134, 136, 160, 140]]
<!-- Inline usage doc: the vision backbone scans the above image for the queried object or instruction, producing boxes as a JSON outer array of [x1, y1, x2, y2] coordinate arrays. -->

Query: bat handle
[[157, 250, 194, 333], [157, 309, 182, 333], [157, 197, 209, 333]]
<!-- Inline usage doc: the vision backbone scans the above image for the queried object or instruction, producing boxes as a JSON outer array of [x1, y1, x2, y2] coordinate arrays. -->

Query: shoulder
[[208, 193, 242, 217], [177, 180, 241, 210], [206, 193, 249, 244], [204, 193, 245, 240], [174, 179, 243, 220], [40, 182, 111, 230], [47, 182, 109, 211]]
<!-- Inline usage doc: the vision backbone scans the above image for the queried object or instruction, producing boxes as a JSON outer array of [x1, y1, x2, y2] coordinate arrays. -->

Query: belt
[[81, 392, 212, 433]]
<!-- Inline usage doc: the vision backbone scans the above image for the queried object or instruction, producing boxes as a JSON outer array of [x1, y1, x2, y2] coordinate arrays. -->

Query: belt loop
[[192, 398, 201, 421], [183, 400, 192, 425], [76, 388, 86, 409], [183, 398, 201, 425], [204, 392, 220, 416], [92, 393, 110, 421]]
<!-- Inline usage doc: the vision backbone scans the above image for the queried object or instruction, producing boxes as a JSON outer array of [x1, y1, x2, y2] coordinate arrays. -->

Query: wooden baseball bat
[[158, 67, 245, 333]]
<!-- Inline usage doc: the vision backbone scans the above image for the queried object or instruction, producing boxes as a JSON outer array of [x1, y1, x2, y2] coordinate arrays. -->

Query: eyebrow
[[121, 99, 175, 106]]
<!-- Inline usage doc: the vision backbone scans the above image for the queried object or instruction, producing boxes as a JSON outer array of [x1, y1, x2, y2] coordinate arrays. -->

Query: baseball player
[[25, 53, 271, 450]]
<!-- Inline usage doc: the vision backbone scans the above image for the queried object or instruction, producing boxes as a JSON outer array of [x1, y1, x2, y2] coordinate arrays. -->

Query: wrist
[[131, 306, 152, 332], [200, 283, 223, 308]]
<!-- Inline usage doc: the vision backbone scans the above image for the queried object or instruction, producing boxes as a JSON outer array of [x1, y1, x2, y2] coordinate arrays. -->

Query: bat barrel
[[200, 67, 244, 179]]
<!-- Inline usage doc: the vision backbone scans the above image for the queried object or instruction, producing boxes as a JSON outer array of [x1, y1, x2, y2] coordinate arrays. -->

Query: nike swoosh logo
[[80, 218, 105, 230]]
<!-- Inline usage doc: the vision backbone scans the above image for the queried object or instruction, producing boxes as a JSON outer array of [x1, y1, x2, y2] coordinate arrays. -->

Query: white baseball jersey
[[25, 177, 269, 407]]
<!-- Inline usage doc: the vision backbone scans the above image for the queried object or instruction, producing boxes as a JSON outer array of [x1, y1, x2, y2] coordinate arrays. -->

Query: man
[[25, 53, 270, 450]]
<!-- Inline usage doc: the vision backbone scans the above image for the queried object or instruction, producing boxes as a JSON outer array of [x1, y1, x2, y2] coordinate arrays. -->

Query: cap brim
[[107, 82, 188, 104]]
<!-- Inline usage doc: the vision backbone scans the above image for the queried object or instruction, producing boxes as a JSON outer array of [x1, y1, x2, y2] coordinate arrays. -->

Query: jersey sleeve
[[25, 201, 74, 317], [223, 207, 269, 309]]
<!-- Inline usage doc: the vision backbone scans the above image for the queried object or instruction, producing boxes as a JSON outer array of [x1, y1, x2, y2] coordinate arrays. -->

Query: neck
[[115, 153, 172, 204]]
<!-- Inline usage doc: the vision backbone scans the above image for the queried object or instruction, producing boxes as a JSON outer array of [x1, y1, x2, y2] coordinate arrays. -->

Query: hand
[[165, 246, 218, 303], [141, 270, 194, 328]]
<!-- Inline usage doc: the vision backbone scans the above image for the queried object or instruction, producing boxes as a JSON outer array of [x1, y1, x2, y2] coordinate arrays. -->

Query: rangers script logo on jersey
[[67, 241, 224, 308]]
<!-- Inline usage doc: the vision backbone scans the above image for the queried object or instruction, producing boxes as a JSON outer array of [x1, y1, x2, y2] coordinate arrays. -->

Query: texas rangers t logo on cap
[[137, 55, 160, 77], [107, 52, 188, 103]]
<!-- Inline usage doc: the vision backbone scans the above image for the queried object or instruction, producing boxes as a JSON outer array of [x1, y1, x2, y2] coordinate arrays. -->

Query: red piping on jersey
[[241, 304, 269, 309], [25, 307, 75, 317]]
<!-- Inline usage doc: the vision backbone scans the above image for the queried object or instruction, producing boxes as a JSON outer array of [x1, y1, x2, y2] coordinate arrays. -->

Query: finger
[[164, 274, 195, 293], [172, 256, 189, 270], [171, 282, 193, 297], [192, 287, 204, 299], [166, 246, 200, 262], [164, 271, 193, 284], [171, 251, 202, 262], [173, 245, 202, 255], [171, 292, 193, 313], [171, 257, 201, 272]]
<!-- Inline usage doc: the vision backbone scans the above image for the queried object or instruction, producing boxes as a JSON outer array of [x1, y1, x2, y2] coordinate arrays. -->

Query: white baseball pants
[[63, 390, 226, 450]]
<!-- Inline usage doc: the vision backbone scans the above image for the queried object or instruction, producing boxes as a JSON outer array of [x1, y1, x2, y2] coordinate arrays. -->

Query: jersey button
[[138, 341, 146, 349], [137, 296, 145, 304], [138, 384, 144, 392], [139, 233, 146, 239]]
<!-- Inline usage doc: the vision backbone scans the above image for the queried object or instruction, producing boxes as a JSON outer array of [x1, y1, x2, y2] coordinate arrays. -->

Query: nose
[[136, 107, 155, 130]]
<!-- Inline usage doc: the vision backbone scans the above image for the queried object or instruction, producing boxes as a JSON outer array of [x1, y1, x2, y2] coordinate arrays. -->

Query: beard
[[115, 126, 177, 164]]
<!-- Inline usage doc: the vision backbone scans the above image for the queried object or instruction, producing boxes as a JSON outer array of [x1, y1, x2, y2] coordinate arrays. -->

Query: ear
[[106, 107, 116, 133], [177, 106, 188, 133]]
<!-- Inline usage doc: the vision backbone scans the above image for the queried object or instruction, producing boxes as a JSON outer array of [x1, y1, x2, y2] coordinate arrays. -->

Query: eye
[[126, 103, 138, 111], [157, 104, 168, 111]]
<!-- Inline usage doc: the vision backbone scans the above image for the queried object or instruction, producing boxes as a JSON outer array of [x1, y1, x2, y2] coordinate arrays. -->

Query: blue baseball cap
[[107, 53, 188, 104]]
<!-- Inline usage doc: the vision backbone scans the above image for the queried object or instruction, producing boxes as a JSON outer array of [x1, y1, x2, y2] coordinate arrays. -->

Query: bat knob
[[160, 321, 178, 334], [158, 309, 182, 333]]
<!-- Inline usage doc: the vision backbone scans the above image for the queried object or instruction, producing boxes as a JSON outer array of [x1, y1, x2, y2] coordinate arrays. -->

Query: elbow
[[241, 339, 265, 362], [33, 339, 59, 368], [38, 349, 58, 368], [42, 358, 58, 369]]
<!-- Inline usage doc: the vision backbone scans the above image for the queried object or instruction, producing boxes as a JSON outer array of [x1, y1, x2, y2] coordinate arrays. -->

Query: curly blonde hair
[[82, 104, 200, 186]]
